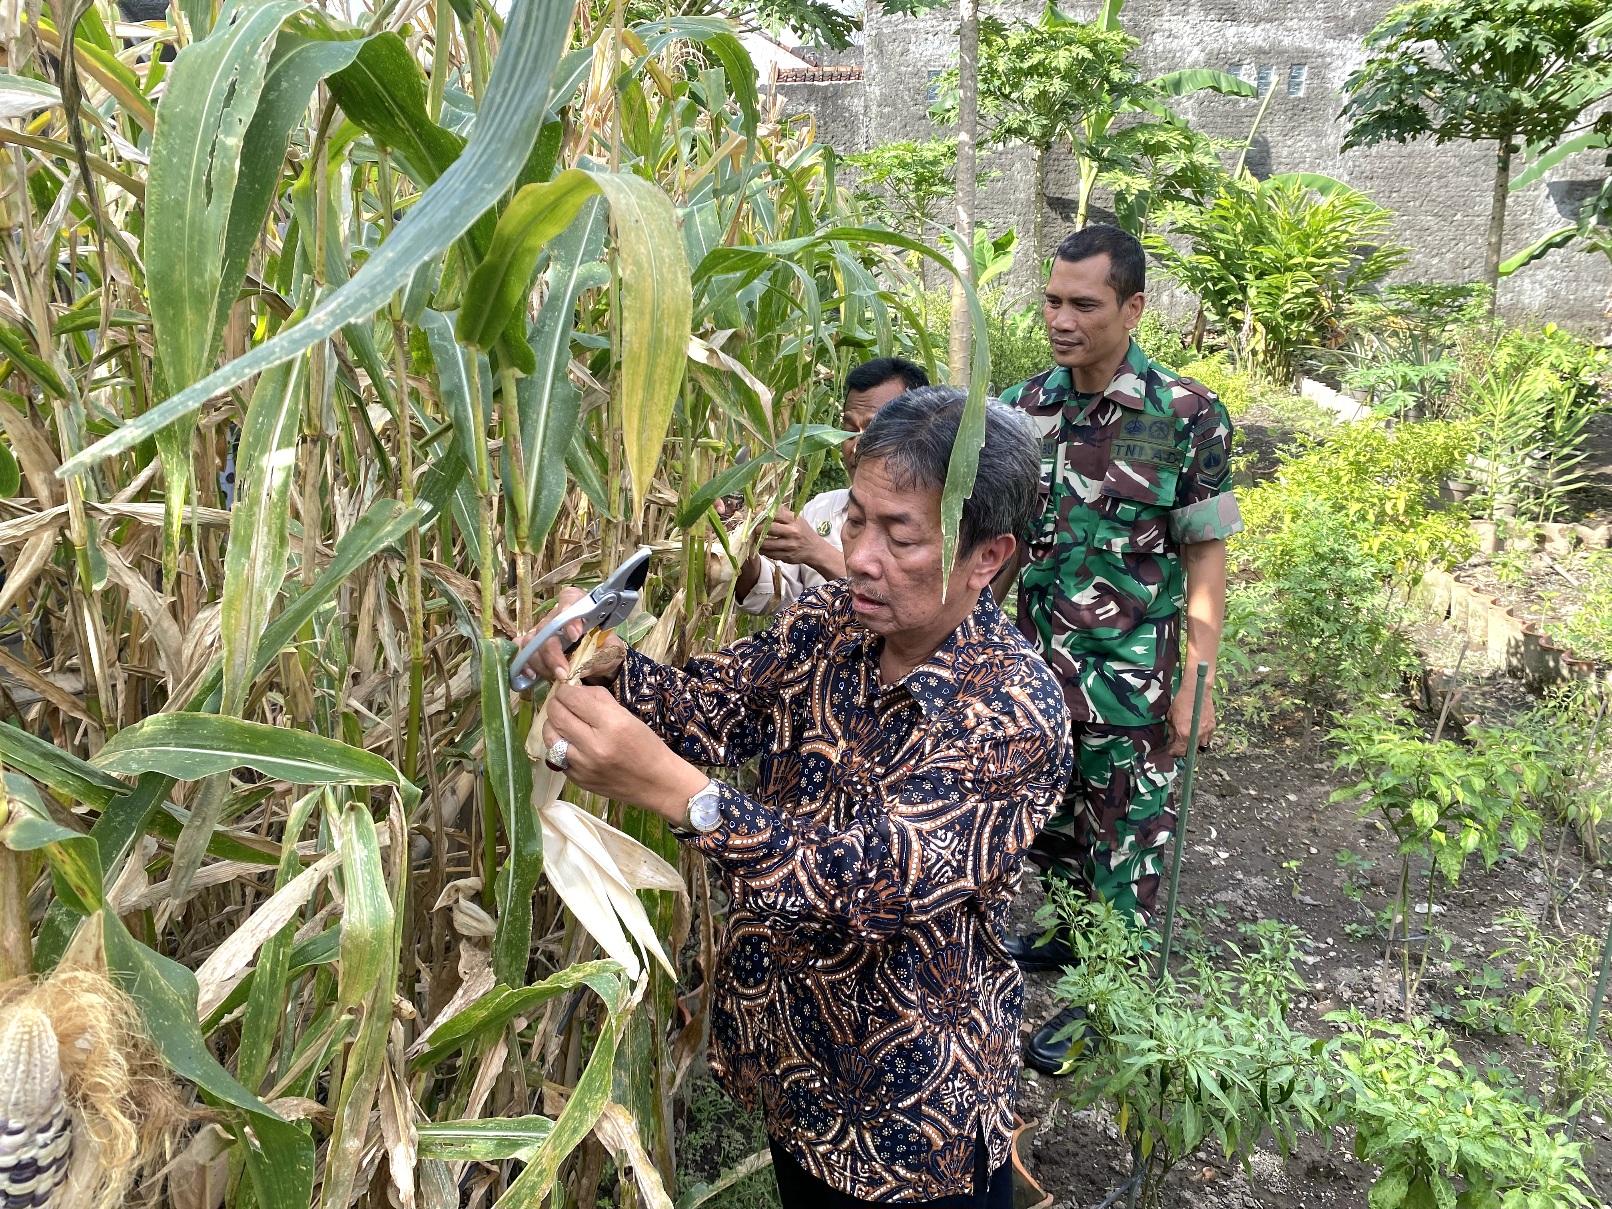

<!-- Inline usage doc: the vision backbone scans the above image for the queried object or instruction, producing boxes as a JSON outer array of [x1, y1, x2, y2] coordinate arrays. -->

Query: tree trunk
[[949, 0, 979, 387], [1031, 144, 1045, 271], [1484, 138, 1513, 306]]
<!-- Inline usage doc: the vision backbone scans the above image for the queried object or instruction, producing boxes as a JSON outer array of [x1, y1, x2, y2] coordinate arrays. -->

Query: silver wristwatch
[[683, 781, 723, 835]]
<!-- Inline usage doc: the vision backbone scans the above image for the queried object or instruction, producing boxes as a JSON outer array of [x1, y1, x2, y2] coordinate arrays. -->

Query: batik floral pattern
[[613, 584, 1072, 1202]]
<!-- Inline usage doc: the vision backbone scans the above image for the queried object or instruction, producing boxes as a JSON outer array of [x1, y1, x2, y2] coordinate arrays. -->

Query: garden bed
[[1415, 520, 1612, 688], [677, 611, 1612, 1209], [1008, 656, 1612, 1209]]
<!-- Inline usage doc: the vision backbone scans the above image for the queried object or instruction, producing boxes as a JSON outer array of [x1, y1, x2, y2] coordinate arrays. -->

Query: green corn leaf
[[60, 0, 574, 477], [222, 16, 366, 358], [220, 356, 305, 714], [0, 324, 67, 398], [101, 911, 314, 1209], [34, 773, 176, 972], [674, 423, 852, 529], [142, 0, 302, 393], [634, 18, 758, 138], [494, 978, 632, 1208], [410, 959, 622, 1071], [418, 309, 490, 484], [417, 1117, 555, 1163], [597, 172, 691, 511], [91, 713, 419, 811], [236, 790, 322, 1090], [0, 718, 127, 808], [481, 639, 539, 987], [454, 171, 689, 505], [1, 775, 101, 915], [0, 440, 20, 499], [518, 199, 607, 552], [454, 169, 603, 353], [327, 31, 466, 186], [249, 497, 429, 683], [322, 801, 397, 1208]]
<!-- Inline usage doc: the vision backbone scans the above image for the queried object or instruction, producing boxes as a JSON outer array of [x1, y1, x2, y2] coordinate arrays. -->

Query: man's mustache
[[848, 579, 889, 604]]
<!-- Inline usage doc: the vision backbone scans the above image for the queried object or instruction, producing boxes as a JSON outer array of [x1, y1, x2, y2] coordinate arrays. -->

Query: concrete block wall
[[776, 0, 1612, 331]]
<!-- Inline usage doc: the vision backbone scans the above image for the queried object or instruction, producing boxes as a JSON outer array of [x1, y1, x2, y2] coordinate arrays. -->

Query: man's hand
[[513, 587, 624, 684], [1166, 683, 1216, 758], [541, 682, 709, 825], [760, 507, 843, 579]]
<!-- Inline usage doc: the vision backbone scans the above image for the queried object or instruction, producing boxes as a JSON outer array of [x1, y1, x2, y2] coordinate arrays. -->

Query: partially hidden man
[[998, 225, 1242, 1074], [517, 391, 1073, 1209]]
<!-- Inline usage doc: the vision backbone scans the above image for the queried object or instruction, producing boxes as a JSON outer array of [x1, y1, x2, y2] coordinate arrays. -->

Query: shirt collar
[[1048, 339, 1151, 412], [846, 589, 1000, 719]]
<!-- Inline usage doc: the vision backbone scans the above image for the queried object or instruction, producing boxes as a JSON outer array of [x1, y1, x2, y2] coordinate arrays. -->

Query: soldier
[[997, 225, 1242, 1075]]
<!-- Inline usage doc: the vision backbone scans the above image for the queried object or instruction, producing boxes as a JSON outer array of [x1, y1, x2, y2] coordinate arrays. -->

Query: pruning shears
[[509, 548, 653, 692]]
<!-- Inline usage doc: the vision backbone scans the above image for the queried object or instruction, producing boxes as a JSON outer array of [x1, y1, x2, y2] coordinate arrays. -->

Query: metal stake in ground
[[1155, 661, 1209, 986]]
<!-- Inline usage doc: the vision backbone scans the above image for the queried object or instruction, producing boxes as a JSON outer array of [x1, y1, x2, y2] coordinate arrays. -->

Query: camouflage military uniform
[[1000, 340, 1242, 926]]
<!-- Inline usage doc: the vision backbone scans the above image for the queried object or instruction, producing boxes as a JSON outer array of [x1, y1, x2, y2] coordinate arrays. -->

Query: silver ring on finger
[[547, 737, 570, 771]]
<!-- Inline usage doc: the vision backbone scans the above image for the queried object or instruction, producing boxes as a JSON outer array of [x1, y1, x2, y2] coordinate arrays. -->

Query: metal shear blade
[[508, 547, 653, 692]]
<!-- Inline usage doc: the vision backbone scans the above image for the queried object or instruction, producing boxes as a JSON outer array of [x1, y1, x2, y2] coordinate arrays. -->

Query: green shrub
[[1146, 176, 1409, 382], [1048, 896, 1332, 1209], [1242, 504, 1413, 721], [1328, 1012, 1596, 1209], [1487, 909, 1612, 1119], [1133, 309, 1191, 368], [1237, 419, 1478, 581]]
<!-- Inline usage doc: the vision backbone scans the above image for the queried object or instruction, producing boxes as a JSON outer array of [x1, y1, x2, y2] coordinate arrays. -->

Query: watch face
[[689, 789, 722, 833]]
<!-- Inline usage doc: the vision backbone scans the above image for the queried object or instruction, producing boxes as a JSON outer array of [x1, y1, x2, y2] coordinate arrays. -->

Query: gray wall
[[779, 0, 1612, 331]]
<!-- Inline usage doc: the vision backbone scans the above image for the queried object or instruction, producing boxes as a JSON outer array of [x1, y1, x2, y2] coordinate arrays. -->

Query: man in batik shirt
[[519, 390, 1072, 1209], [997, 225, 1242, 1075]]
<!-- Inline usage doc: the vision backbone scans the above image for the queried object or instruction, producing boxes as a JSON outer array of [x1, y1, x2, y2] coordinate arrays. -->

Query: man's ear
[[965, 532, 1018, 591], [1123, 293, 1147, 332]]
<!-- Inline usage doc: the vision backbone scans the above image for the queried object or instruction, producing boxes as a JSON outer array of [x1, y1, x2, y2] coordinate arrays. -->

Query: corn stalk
[[0, 1, 989, 1204]]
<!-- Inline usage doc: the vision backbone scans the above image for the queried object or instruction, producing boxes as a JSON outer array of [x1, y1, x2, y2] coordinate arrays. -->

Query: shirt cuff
[[1169, 492, 1244, 544], [681, 780, 788, 870], [737, 557, 783, 615]]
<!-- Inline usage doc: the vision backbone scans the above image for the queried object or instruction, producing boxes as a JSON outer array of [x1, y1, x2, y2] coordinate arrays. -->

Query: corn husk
[[525, 631, 687, 982]]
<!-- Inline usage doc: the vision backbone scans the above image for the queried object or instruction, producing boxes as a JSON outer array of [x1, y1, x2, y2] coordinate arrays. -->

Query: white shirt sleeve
[[735, 489, 850, 616]]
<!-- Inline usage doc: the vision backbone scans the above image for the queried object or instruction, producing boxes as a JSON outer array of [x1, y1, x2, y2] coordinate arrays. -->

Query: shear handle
[[509, 595, 604, 692]]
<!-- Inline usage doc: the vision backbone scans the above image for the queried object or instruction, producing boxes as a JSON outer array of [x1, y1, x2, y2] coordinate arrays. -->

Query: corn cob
[[0, 1005, 69, 1209]]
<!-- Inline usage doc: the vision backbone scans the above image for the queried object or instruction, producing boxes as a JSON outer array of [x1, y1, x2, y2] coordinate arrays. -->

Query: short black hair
[[845, 356, 929, 398], [854, 387, 1041, 556], [1053, 224, 1146, 303]]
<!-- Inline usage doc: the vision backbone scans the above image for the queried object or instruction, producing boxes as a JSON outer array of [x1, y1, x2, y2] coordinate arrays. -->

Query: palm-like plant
[[1146, 175, 1409, 381]]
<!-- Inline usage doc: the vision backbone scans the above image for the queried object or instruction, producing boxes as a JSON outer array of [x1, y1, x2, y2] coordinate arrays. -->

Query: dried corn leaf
[[519, 629, 686, 981], [592, 1102, 673, 1209], [193, 848, 341, 1018]]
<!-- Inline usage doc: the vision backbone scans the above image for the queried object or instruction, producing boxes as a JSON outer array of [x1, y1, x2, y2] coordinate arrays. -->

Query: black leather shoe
[[1004, 930, 1076, 971], [1024, 1005, 1098, 1075]]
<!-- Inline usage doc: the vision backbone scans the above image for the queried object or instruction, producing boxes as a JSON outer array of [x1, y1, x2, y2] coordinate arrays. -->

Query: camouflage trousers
[[1027, 721, 1178, 929]]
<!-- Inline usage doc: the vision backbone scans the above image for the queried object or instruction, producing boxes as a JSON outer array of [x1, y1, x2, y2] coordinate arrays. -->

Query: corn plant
[[0, 2, 992, 1205]]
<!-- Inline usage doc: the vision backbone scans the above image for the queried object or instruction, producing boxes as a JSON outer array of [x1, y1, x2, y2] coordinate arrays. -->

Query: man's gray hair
[[854, 386, 1042, 555]]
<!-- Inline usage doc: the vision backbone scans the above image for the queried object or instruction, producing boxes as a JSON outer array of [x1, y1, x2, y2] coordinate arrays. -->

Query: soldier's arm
[[1173, 538, 1227, 755], [1167, 389, 1243, 756]]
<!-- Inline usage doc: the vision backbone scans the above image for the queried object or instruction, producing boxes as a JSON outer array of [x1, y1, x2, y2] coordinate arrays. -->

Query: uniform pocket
[[1096, 461, 1178, 553]]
